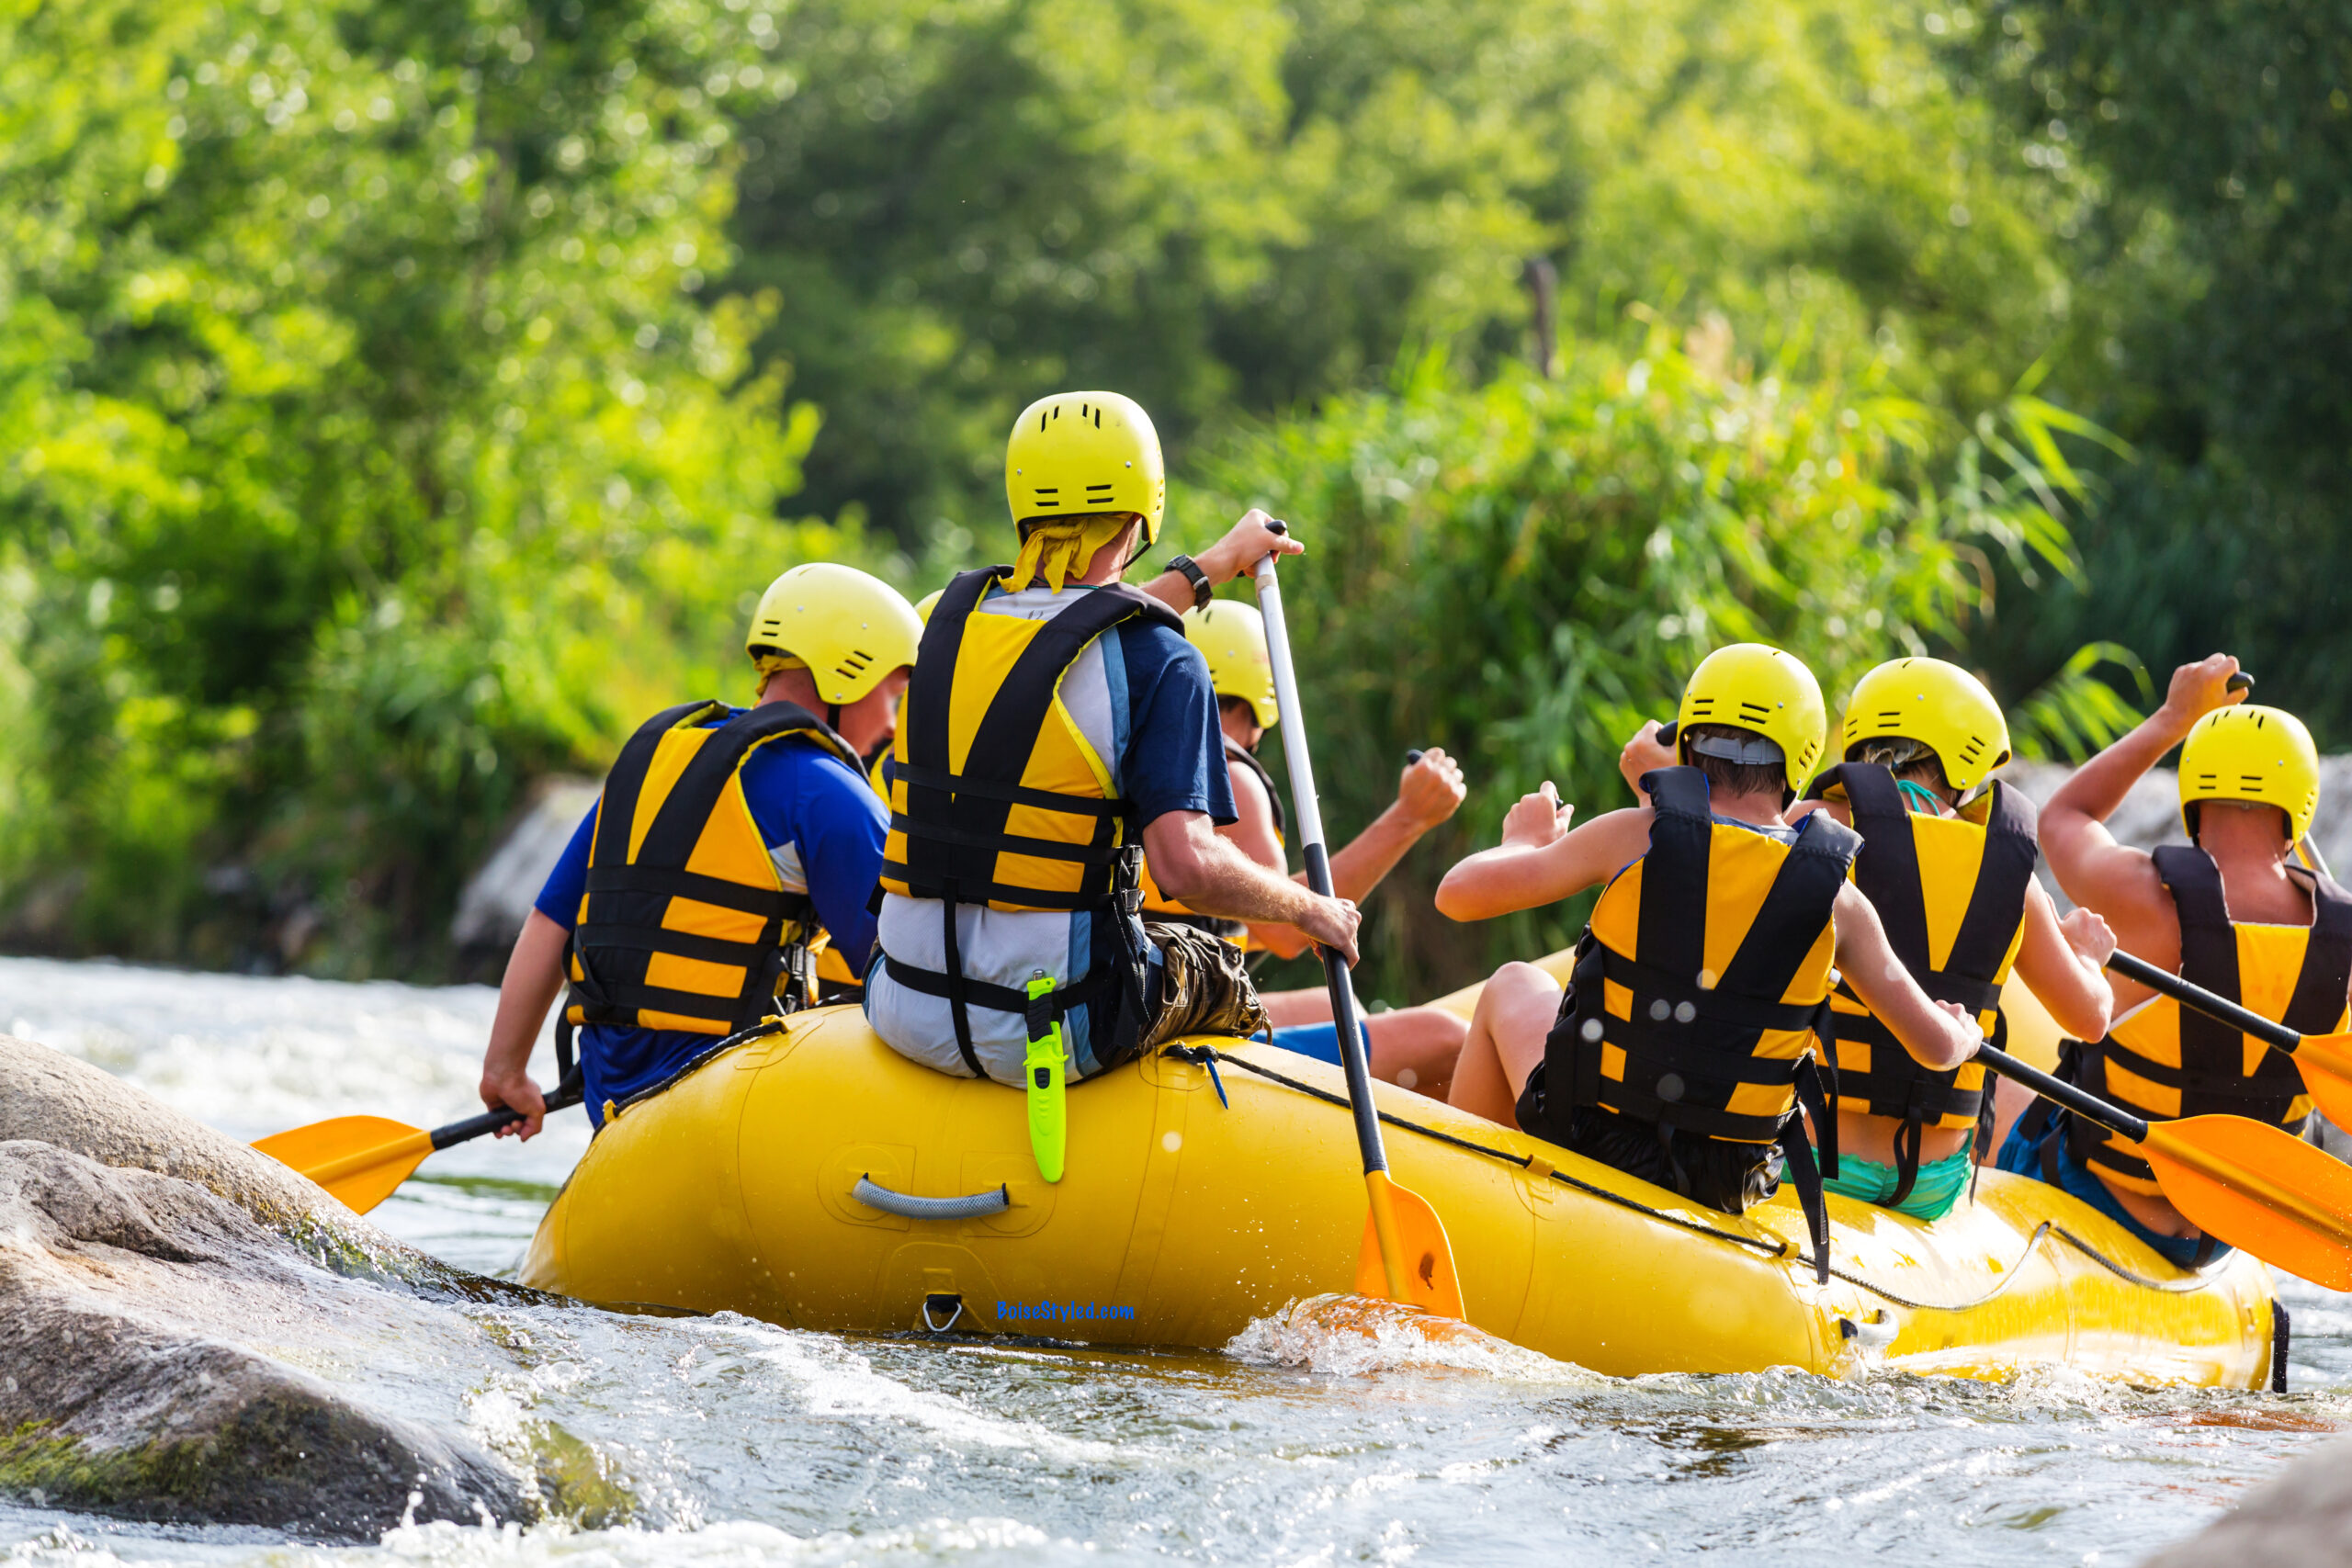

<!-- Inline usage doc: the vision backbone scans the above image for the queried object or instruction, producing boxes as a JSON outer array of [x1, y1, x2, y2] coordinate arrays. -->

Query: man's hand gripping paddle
[[1973, 1036, 2352, 1286], [2104, 950, 2352, 1136], [1251, 528, 1463, 1316], [253, 1086, 584, 1214]]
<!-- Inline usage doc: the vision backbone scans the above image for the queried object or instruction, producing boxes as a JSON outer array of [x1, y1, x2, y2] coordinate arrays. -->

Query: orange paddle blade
[[2290, 1032, 2352, 1133], [1354, 1176, 1464, 1317], [252, 1115, 434, 1214], [2140, 1114, 2352, 1290]]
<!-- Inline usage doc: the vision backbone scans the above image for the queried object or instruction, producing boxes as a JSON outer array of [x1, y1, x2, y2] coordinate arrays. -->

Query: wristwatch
[[1166, 554, 1213, 610]]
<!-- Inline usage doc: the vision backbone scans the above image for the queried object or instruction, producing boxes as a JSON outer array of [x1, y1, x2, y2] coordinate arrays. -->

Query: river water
[[2, 956, 2346, 1566]]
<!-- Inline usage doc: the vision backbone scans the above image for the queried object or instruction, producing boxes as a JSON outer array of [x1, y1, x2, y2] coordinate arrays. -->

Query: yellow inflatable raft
[[521, 983, 2279, 1389]]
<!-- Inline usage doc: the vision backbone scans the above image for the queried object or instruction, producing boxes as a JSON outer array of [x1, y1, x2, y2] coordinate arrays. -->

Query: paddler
[[1436, 643, 1981, 1234], [866, 390, 1361, 1100], [476, 563, 921, 1137], [1999, 653, 2350, 1266], [1143, 599, 1473, 1096], [1792, 659, 2116, 1220]]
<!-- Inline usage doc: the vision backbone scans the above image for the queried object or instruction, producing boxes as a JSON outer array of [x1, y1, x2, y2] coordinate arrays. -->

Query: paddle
[[1975, 1042, 2352, 1288], [2104, 951, 2352, 1134], [1251, 532, 1464, 1316], [254, 1086, 583, 1214]]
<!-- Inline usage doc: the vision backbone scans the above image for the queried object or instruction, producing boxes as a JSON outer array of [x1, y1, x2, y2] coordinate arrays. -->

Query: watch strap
[[1167, 554, 1213, 611]]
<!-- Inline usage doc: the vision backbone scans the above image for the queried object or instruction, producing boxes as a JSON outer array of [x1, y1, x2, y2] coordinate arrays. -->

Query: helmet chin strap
[[826, 703, 842, 731]]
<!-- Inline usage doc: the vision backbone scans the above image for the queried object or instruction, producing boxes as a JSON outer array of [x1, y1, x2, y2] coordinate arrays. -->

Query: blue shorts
[[1266, 1021, 1374, 1066], [1996, 1114, 2228, 1269], [1819, 1149, 1973, 1221]]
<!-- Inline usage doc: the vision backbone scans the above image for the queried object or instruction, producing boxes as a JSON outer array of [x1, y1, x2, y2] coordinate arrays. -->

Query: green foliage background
[[1, 0, 2339, 991]]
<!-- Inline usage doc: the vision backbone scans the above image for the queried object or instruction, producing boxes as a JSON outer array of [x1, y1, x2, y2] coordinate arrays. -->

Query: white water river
[[1, 955, 2346, 1566]]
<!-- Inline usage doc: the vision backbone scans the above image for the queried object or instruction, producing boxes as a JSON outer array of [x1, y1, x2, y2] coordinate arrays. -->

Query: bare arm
[[2043, 653, 2243, 919], [2009, 884, 2118, 1042], [1247, 749, 1469, 957], [1327, 748, 1466, 901], [479, 908, 566, 1139], [1139, 510, 1303, 615], [1832, 883, 1981, 1071], [1436, 787, 1654, 922], [1144, 809, 1361, 963]]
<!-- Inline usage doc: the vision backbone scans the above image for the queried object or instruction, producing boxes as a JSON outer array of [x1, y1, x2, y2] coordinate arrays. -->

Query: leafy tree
[[729, 0, 2077, 546], [0, 0, 839, 971], [1179, 322, 2094, 998], [1960, 2, 2352, 741]]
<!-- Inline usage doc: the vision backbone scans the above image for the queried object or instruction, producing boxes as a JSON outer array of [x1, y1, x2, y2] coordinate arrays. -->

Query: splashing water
[[4, 954, 2350, 1566]]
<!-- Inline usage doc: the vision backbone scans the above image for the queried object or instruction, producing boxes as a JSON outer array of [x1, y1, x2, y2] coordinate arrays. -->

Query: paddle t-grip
[[2227, 671, 2255, 695]]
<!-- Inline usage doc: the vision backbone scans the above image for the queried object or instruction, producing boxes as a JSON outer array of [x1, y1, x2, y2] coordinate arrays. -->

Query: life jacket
[[1139, 737, 1286, 944], [876, 566, 1184, 1073], [1544, 766, 1860, 1279], [2065, 845, 2352, 1195], [1805, 763, 2039, 1203], [562, 700, 864, 1052]]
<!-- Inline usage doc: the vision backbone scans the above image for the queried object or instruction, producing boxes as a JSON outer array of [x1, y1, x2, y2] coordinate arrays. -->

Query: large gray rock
[[2144, 1438, 2352, 1565], [450, 776, 600, 953], [0, 1034, 536, 1537], [2002, 757, 2352, 908]]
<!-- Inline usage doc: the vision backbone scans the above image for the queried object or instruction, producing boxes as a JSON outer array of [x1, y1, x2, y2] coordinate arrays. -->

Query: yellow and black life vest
[[1544, 766, 1860, 1277], [562, 699, 864, 1049], [2065, 845, 2352, 1195], [1807, 762, 2038, 1201], [876, 566, 1184, 1072], [1140, 737, 1285, 944]]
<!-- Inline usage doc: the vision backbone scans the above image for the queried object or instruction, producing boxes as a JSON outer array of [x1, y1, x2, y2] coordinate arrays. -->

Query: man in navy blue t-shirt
[[478, 563, 920, 1134], [870, 389, 1362, 1084]]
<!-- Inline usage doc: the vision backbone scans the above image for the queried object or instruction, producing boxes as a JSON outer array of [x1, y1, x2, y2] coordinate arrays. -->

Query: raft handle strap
[[853, 1174, 1012, 1221], [1163, 1043, 1230, 1107]]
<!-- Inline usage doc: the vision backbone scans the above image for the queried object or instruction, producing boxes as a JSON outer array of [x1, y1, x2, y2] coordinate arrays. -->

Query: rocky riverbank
[[0, 1035, 539, 1539]]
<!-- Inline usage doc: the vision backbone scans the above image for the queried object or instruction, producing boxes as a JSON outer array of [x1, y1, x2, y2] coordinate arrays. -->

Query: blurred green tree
[[1959, 2, 2352, 741], [0, 0, 842, 971], [1178, 324, 2102, 999], [729, 0, 2076, 547]]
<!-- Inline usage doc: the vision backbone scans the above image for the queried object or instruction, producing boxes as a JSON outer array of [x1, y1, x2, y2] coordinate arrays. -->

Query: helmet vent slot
[[1736, 701, 1772, 723]]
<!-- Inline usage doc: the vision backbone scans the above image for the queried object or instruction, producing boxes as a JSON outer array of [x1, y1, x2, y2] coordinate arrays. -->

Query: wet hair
[[1217, 695, 1260, 728], [1682, 723, 1786, 798], [1855, 738, 1951, 795]]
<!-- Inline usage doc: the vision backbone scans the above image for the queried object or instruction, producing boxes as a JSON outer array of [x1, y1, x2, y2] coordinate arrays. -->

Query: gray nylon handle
[[852, 1175, 1012, 1220]]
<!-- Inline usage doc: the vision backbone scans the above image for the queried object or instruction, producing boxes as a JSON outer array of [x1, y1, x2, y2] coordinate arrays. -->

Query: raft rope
[[1163, 1044, 2217, 1311]]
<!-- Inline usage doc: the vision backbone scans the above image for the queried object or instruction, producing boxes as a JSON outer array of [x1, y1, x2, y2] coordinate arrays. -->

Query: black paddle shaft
[[1975, 1043, 2150, 1145], [2107, 950, 2303, 1053], [430, 1086, 587, 1150]]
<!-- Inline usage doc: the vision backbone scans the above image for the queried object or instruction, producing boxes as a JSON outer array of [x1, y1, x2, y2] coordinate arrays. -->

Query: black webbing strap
[[1224, 736, 1286, 840], [1777, 1111, 1833, 1285], [2151, 845, 2310, 1100], [2283, 864, 2352, 1033], [888, 569, 1178, 901], [937, 880, 987, 1078]]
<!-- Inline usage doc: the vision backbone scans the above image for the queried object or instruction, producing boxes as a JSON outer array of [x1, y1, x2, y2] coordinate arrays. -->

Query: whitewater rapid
[[3, 955, 2349, 1565]]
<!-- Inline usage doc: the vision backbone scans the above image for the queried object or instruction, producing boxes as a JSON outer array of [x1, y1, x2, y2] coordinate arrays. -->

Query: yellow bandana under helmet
[[1007, 514, 1139, 594]]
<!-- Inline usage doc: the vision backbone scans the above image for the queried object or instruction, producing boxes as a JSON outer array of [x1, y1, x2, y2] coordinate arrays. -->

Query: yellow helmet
[[915, 588, 945, 625], [2178, 704, 2320, 846], [1675, 642, 1826, 799], [1840, 657, 2013, 794], [1184, 600, 1278, 728], [1004, 390, 1165, 543], [743, 563, 921, 705]]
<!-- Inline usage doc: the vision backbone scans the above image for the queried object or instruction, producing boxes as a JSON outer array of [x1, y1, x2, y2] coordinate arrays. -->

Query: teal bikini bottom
[[1814, 1148, 1973, 1221]]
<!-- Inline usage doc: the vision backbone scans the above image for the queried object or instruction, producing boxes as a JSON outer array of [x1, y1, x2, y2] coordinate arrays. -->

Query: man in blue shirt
[[478, 562, 921, 1134]]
